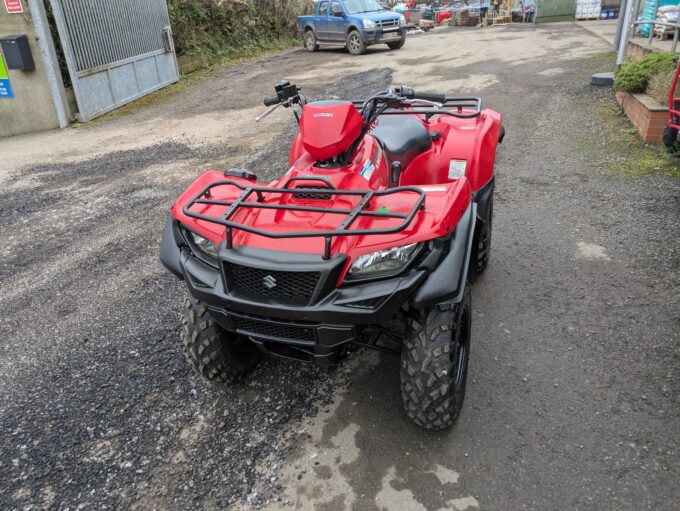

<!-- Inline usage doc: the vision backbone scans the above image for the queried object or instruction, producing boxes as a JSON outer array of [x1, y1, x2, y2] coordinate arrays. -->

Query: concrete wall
[[0, 4, 60, 137]]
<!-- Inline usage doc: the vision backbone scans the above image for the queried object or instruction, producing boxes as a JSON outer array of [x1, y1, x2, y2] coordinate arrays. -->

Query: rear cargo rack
[[183, 180, 426, 260]]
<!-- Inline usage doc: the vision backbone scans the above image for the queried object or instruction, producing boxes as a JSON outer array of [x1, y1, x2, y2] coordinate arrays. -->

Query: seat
[[370, 115, 432, 170]]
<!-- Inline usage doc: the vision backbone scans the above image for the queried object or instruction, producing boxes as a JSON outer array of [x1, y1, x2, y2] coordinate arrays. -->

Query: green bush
[[647, 64, 677, 106], [614, 51, 678, 94], [168, 0, 310, 59]]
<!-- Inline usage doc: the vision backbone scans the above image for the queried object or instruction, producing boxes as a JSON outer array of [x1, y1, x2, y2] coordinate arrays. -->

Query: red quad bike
[[663, 59, 680, 148], [160, 81, 503, 429]]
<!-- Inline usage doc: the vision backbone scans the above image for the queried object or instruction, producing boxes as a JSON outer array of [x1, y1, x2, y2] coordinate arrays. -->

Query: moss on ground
[[578, 52, 679, 178], [598, 97, 679, 177]]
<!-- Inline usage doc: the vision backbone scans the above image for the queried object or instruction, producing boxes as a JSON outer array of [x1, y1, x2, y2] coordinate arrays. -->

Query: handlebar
[[263, 97, 279, 107], [395, 85, 446, 104], [412, 91, 447, 104]]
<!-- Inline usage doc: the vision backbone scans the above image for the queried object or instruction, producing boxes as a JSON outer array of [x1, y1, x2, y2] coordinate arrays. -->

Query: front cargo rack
[[183, 179, 426, 260]]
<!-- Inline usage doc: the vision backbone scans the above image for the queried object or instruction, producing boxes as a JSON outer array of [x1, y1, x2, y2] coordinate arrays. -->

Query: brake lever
[[256, 102, 282, 122]]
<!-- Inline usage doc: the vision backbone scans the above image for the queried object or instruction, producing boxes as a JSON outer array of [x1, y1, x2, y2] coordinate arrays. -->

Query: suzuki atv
[[160, 80, 502, 429]]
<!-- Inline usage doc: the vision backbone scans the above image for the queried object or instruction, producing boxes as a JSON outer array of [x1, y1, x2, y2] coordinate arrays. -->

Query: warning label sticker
[[448, 159, 467, 180], [359, 159, 375, 181]]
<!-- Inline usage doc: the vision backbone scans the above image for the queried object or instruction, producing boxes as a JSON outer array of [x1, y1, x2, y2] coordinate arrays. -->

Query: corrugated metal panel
[[58, 0, 170, 72], [50, 0, 178, 121]]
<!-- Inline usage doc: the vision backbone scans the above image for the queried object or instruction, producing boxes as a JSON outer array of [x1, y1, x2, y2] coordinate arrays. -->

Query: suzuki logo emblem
[[262, 275, 277, 289]]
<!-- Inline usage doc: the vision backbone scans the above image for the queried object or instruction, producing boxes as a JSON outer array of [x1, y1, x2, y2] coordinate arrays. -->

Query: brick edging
[[616, 91, 669, 143]]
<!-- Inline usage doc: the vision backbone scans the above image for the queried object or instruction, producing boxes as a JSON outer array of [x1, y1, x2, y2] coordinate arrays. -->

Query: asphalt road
[[1, 22, 678, 510]]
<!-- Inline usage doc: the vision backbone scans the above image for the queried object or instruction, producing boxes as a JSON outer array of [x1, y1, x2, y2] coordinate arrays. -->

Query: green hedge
[[614, 51, 678, 98], [168, 0, 309, 58]]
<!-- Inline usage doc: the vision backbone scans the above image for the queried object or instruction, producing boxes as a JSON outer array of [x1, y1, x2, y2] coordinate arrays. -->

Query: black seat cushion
[[370, 115, 432, 169]]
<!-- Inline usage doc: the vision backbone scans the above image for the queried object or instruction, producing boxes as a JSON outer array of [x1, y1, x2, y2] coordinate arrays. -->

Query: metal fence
[[633, 20, 680, 53]]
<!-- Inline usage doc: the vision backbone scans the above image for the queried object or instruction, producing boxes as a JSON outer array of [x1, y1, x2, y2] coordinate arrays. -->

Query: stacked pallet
[[575, 0, 601, 20], [654, 5, 679, 39], [456, 9, 469, 26]]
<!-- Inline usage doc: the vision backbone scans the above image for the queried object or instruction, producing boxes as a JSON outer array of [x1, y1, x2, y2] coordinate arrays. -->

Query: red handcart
[[663, 59, 680, 147]]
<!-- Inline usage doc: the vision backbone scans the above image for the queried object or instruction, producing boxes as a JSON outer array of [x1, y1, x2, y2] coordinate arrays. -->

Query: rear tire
[[400, 287, 471, 430], [387, 37, 406, 50], [180, 296, 261, 382], [663, 126, 678, 148], [347, 30, 366, 55], [304, 29, 319, 52]]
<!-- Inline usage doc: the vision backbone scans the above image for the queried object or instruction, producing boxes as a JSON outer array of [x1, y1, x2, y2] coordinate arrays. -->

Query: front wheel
[[387, 37, 406, 50], [400, 287, 472, 430], [180, 296, 261, 382], [304, 30, 319, 52], [346, 30, 366, 55]]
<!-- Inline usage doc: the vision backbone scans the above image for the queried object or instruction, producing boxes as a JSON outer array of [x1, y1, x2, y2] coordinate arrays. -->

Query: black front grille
[[234, 316, 316, 344], [225, 263, 320, 303], [377, 19, 399, 28]]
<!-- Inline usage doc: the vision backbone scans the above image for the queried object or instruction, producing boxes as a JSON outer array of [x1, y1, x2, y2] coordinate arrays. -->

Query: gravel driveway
[[0, 22, 678, 510]]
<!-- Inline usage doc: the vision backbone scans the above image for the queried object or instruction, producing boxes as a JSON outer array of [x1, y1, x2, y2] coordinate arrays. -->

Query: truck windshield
[[343, 0, 384, 14]]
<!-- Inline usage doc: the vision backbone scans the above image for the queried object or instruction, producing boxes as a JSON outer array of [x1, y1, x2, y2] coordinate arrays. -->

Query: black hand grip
[[413, 91, 446, 103], [263, 97, 279, 106]]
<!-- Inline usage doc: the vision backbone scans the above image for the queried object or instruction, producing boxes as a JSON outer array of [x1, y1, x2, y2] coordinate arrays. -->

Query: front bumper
[[360, 26, 407, 45], [181, 246, 425, 358], [160, 202, 475, 363], [160, 218, 426, 362]]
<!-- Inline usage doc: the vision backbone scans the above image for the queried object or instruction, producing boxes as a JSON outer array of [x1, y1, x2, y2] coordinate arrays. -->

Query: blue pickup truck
[[297, 0, 407, 55]]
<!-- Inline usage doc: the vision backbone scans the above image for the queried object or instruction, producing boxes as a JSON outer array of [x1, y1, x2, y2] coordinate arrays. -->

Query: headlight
[[363, 19, 376, 29], [348, 243, 418, 277], [399, 14, 406, 25], [189, 231, 218, 259]]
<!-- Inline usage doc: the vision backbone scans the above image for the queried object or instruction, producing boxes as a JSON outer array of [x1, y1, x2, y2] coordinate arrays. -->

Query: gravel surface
[[0, 22, 678, 510]]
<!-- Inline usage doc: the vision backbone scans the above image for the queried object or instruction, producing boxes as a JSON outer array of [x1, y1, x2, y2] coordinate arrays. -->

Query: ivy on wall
[[168, 0, 312, 58]]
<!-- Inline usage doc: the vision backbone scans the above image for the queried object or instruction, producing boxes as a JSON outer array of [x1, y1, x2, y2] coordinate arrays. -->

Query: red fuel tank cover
[[299, 101, 364, 161]]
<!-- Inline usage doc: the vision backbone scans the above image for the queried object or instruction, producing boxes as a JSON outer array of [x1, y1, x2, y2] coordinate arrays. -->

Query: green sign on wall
[[0, 52, 14, 98]]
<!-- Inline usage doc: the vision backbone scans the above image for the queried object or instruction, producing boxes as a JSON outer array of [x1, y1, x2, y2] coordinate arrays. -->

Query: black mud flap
[[159, 215, 184, 280], [410, 203, 476, 308]]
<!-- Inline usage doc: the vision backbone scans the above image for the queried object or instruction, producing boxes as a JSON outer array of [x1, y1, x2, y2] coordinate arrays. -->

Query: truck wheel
[[180, 296, 261, 382], [474, 194, 493, 276], [400, 288, 471, 430], [304, 29, 319, 52], [387, 37, 406, 50], [347, 30, 366, 55]]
